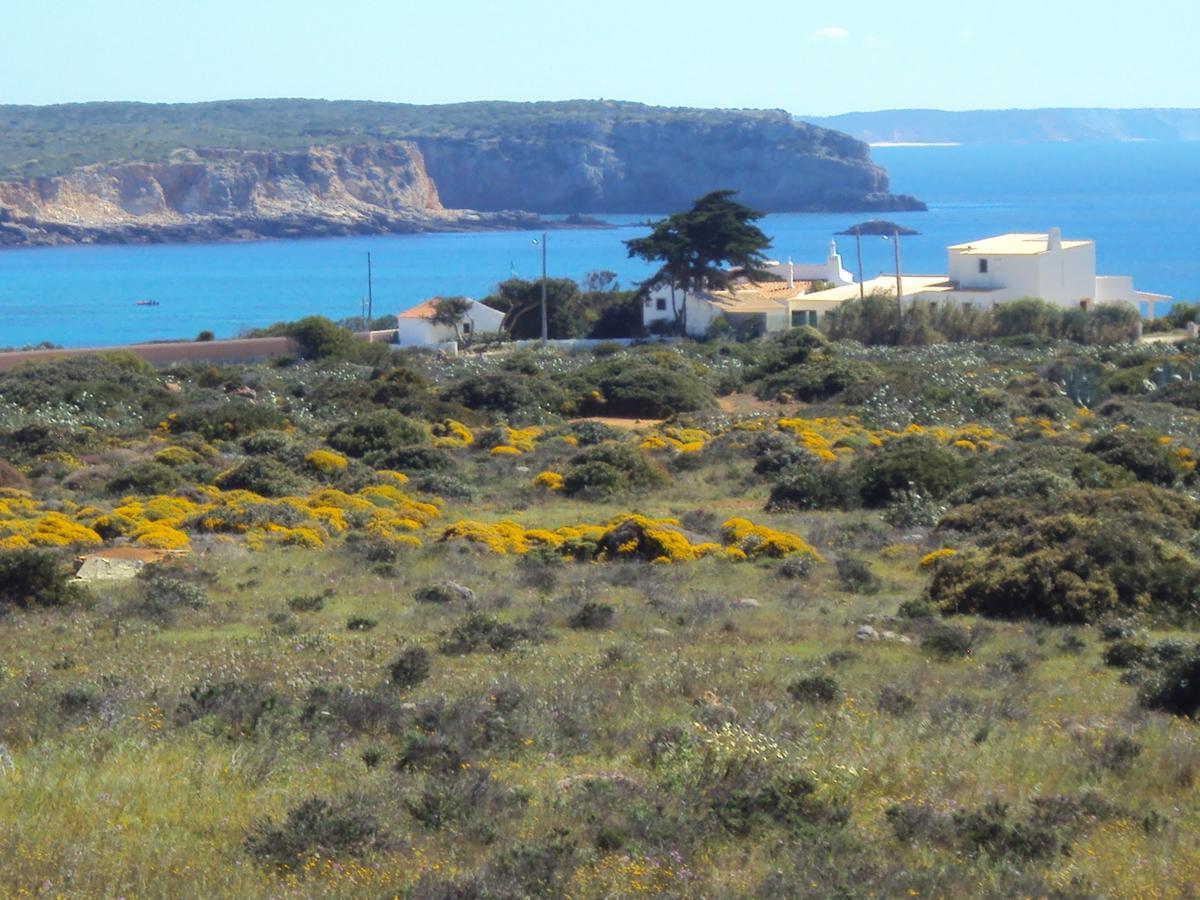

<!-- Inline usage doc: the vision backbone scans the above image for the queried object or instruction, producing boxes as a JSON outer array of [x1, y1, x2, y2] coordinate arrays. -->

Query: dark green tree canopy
[[625, 190, 772, 295]]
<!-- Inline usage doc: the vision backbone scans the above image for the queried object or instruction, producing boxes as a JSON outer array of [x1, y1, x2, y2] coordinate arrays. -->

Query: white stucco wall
[[643, 287, 721, 336], [947, 242, 1098, 307]]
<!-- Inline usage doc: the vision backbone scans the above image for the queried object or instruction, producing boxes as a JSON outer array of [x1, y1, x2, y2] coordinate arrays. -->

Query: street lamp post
[[836, 220, 919, 344]]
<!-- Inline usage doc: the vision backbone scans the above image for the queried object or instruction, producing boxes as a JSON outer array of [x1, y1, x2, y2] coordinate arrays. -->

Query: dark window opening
[[656, 298, 667, 311], [978, 259, 989, 274]]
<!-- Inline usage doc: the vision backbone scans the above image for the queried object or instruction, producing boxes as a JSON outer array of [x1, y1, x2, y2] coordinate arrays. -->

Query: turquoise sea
[[1, 142, 1197, 348]]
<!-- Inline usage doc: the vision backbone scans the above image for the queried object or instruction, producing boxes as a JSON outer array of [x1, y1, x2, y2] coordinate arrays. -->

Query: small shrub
[[787, 673, 841, 704], [439, 613, 534, 655], [835, 556, 881, 594], [922, 623, 975, 659], [287, 594, 325, 613], [106, 461, 183, 496], [245, 796, 380, 864], [346, 616, 378, 631], [778, 556, 814, 580], [0, 549, 83, 608], [877, 686, 917, 716], [1138, 645, 1200, 718], [215, 457, 304, 497], [567, 602, 615, 630], [390, 646, 431, 690], [175, 680, 278, 738], [125, 573, 208, 624], [327, 411, 427, 459], [1088, 734, 1143, 773], [855, 436, 966, 507]]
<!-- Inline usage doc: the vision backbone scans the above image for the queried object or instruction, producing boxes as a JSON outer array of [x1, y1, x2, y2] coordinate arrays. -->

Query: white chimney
[[787, 257, 794, 289], [1048, 227, 1062, 252]]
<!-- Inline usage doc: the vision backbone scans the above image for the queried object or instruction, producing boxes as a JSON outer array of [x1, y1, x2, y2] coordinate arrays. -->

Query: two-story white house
[[641, 240, 854, 336], [797, 228, 1170, 316]]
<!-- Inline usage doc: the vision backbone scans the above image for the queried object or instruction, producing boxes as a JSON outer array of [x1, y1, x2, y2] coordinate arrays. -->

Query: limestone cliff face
[[0, 114, 922, 248], [0, 142, 540, 247], [417, 117, 922, 213]]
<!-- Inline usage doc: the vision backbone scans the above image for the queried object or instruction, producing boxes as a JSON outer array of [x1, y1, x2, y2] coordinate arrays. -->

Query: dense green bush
[[169, 399, 285, 441], [390, 646, 431, 689], [766, 458, 855, 511], [562, 442, 660, 497], [754, 357, 881, 402], [0, 549, 83, 608], [854, 436, 965, 507], [441, 372, 566, 419], [326, 411, 427, 459], [215, 457, 306, 497], [926, 508, 1200, 623], [1138, 645, 1200, 718], [106, 461, 184, 496], [568, 354, 715, 418], [1084, 430, 1185, 485]]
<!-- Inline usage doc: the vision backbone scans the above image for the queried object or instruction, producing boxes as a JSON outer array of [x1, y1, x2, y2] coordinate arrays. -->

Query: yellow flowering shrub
[[304, 449, 349, 473], [504, 425, 543, 452], [533, 471, 565, 491], [153, 446, 198, 467], [490, 445, 522, 457], [919, 547, 957, 569], [432, 419, 474, 448], [721, 517, 822, 560]]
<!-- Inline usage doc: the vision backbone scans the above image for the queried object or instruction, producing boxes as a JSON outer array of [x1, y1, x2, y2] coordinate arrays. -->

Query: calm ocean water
[[1, 142, 1196, 348]]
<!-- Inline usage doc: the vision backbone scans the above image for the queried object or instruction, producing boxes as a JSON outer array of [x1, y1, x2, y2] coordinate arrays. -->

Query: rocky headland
[[0, 100, 924, 248]]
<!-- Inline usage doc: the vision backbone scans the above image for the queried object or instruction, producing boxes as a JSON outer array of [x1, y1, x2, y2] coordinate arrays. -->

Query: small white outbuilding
[[392, 298, 505, 346]]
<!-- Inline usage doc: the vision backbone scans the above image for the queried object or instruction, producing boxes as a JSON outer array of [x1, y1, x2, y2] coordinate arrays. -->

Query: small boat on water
[[134, 299, 160, 307]]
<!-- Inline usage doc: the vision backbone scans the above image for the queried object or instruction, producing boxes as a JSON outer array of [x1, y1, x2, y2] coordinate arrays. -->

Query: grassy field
[[0, 328, 1197, 897]]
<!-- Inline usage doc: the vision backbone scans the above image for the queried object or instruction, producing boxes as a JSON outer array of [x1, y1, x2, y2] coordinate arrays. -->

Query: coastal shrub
[[245, 796, 380, 865], [993, 298, 1064, 339], [767, 462, 855, 511], [327, 411, 427, 459], [568, 355, 716, 418], [567, 601, 615, 630], [1138, 646, 1200, 718], [390, 646, 431, 690], [569, 420, 621, 446], [0, 549, 82, 608], [562, 442, 659, 497], [168, 399, 285, 441], [106, 461, 184, 496], [370, 445, 455, 473], [855, 436, 965, 507], [1084, 430, 1184, 485], [836, 556, 882, 594], [754, 357, 881, 402], [442, 372, 565, 419], [921, 623, 976, 659], [439, 613, 535, 655], [175, 679, 279, 738], [215, 457, 305, 497], [787, 673, 840, 704], [926, 504, 1200, 622], [124, 571, 208, 624]]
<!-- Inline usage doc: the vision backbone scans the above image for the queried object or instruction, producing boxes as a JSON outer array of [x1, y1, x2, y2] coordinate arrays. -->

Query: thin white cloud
[[811, 26, 850, 41]]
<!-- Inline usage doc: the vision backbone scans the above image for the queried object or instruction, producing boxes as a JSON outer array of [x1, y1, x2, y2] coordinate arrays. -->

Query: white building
[[642, 240, 853, 336], [915, 229, 1170, 310], [393, 297, 505, 346]]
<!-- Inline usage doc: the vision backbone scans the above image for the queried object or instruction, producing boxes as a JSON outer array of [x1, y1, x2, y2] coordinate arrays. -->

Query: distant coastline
[[869, 142, 962, 148]]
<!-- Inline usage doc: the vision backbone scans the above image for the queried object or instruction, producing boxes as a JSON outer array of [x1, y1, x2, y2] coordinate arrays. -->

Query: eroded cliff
[[0, 142, 540, 247], [0, 100, 924, 247]]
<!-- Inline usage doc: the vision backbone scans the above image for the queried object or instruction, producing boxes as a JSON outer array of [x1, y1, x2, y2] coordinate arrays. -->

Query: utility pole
[[892, 229, 904, 344], [539, 232, 548, 345], [366, 252, 374, 329], [855, 226, 865, 300]]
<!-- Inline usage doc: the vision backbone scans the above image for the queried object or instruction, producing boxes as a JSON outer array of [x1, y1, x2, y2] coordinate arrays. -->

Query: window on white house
[[978, 259, 988, 273], [462, 322, 472, 333], [656, 298, 666, 311]]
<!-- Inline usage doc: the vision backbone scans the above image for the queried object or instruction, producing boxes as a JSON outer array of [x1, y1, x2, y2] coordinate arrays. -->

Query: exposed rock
[[649, 627, 673, 638], [0, 142, 546, 248], [443, 581, 476, 604], [855, 625, 880, 641], [0, 458, 27, 490], [731, 597, 761, 609]]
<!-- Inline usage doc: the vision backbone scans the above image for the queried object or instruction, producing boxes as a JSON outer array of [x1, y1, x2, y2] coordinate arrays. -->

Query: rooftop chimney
[[1048, 227, 1062, 252]]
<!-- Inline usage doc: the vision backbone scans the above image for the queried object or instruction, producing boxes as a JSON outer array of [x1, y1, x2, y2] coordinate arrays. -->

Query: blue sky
[[3, 0, 1197, 114]]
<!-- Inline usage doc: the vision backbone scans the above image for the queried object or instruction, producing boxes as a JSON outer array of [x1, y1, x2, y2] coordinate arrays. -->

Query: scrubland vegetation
[[1, 320, 1198, 897]]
